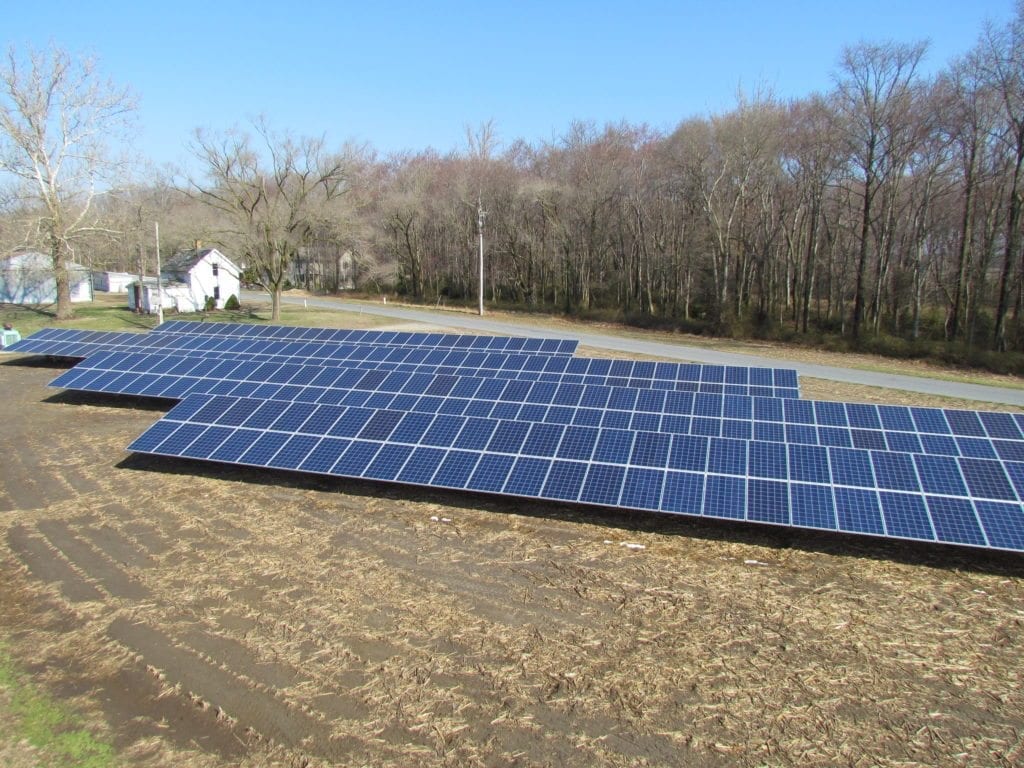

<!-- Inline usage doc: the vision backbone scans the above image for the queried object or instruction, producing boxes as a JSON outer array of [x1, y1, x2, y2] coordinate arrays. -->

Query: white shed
[[159, 247, 241, 311], [126, 279, 208, 315], [93, 271, 141, 293], [0, 251, 93, 305]]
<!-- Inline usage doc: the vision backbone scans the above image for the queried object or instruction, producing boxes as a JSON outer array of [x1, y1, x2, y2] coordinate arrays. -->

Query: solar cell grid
[[3, 327, 581, 364], [50, 348, 802, 401], [128, 392, 1024, 551], [155, 319, 582, 354], [48, 353, 1024, 471], [9, 329, 802, 397]]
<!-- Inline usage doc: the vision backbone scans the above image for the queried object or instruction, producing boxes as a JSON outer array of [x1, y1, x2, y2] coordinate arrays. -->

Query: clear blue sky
[[5, 0, 1018, 169]]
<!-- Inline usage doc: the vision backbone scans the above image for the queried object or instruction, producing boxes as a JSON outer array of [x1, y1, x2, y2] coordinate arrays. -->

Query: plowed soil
[[1, 357, 1024, 767]]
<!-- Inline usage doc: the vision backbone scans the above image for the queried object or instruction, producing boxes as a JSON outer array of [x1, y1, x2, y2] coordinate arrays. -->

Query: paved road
[[244, 291, 1024, 407]]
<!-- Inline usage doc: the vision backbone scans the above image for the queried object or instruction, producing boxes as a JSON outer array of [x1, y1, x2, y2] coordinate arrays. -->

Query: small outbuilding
[[93, 271, 141, 293], [0, 251, 93, 305]]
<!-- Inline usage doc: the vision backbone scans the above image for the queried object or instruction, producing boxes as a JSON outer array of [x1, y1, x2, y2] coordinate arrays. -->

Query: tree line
[[2, 5, 1024, 363]]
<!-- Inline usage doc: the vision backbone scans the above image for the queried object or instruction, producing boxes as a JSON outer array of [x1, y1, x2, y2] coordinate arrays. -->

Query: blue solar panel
[[880, 492, 934, 540], [467, 454, 516, 492], [834, 487, 886, 535], [3, 328, 583, 371], [504, 457, 549, 496], [50, 352, 803, 425], [38, 340, 802, 398], [791, 483, 836, 529], [154, 320, 582, 355], [543, 460, 590, 501], [126, 393, 1024, 552]]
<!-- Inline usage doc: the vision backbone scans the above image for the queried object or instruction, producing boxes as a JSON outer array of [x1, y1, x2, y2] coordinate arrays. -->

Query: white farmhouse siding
[[126, 280, 196, 314], [160, 248, 241, 311], [0, 252, 93, 305], [93, 271, 140, 293]]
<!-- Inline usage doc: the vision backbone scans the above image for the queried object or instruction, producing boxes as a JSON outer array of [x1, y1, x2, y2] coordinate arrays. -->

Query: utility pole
[[477, 195, 486, 316], [155, 222, 164, 325]]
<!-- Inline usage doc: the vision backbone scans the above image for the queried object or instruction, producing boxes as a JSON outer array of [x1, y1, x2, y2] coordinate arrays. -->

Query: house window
[[213, 286, 220, 300], [212, 263, 219, 276]]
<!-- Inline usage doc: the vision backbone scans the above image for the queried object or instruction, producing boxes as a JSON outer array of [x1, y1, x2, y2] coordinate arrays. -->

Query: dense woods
[[4, 6, 1024, 365]]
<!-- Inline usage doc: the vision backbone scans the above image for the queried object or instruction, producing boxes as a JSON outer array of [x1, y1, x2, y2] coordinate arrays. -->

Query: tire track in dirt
[[119, 519, 173, 556], [0, 448, 62, 512], [308, 510, 685, 763], [6, 525, 103, 602], [151, 503, 558, 755], [78, 523, 156, 570], [35, 520, 151, 601], [37, 441, 106, 503], [82, 663, 252, 759], [216, 575, 410, 676], [329, 519, 610, 633], [107, 618, 340, 760], [0, 558, 256, 765], [178, 626, 305, 691], [178, 624, 371, 722]]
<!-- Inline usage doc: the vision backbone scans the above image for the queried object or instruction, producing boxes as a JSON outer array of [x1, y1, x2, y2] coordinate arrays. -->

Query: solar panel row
[[49, 351, 1024, 463], [153, 319, 580, 354], [46, 345, 802, 398], [9, 325, 580, 355], [128, 393, 1024, 551], [51, 350, 802, 405], [6, 330, 801, 397]]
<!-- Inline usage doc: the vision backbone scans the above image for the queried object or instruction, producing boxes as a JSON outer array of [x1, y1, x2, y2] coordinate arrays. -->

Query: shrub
[[204, 295, 216, 312], [224, 294, 240, 310]]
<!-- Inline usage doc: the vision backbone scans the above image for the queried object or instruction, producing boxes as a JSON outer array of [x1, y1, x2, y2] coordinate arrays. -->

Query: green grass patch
[[1, 293, 397, 337], [0, 644, 115, 767]]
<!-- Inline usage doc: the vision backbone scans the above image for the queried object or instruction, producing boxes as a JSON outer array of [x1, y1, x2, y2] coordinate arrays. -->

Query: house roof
[[161, 247, 240, 276], [161, 248, 217, 274], [2, 250, 89, 270]]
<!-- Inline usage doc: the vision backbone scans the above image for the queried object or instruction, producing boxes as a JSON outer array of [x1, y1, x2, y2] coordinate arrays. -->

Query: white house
[[128, 247, 241, 314], [93, 271, 141, 293], [0, 251, 93, 305]]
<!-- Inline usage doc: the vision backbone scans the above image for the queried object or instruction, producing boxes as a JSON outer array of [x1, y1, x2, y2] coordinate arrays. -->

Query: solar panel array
[[129, 392, 1024, 551], [49, 349, 802, 400], [7, 320, 1024, 553], [6, 328, 800, 397], [49, 351, 1024, 461], [6, 325, 580, 356], [153, 319, 580, 354]]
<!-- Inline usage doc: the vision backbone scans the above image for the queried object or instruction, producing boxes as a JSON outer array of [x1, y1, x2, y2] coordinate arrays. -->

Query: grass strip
[[0, 644, 115, 768]]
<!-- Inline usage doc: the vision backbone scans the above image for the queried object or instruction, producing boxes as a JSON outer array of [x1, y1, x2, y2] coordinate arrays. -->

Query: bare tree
[[834, 40, 927, 339], [189, 119, 350, 320], [0, 44, 135, 318], [977, 2, 1024, 349]]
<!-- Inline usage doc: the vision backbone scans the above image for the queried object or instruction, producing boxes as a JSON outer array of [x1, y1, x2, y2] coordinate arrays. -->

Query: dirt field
[[2, 357, 1024, 767]]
